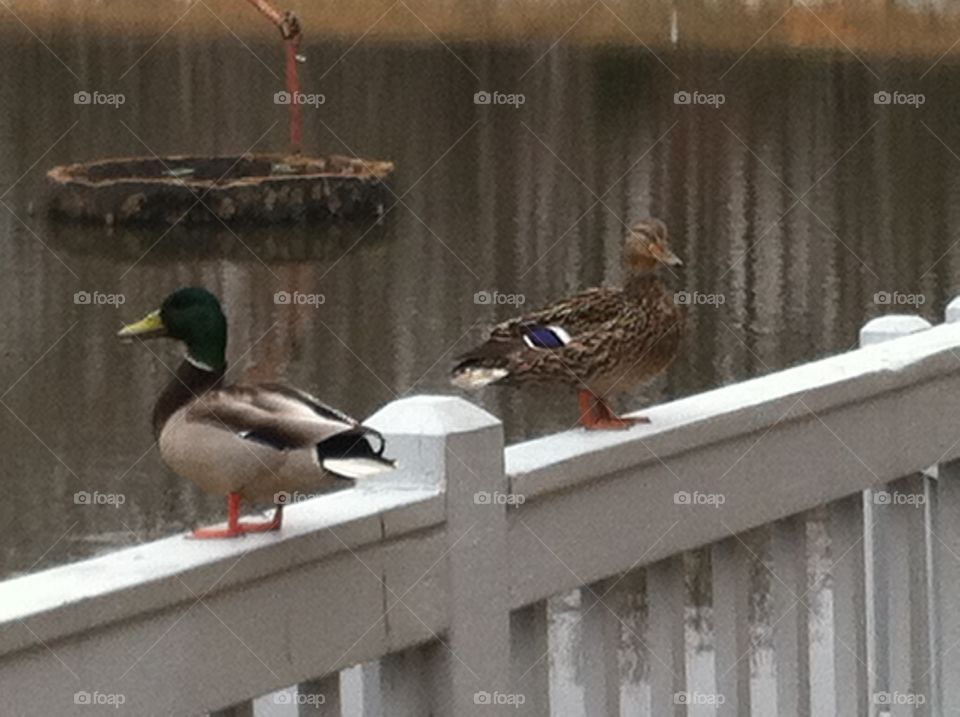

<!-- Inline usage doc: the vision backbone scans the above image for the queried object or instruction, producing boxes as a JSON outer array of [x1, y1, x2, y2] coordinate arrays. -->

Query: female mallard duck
[[451, 218, 684, 430], [118, 287, 393, 538]]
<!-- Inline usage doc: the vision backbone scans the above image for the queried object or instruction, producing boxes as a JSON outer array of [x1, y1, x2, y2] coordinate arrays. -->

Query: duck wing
[[488, 287, 624, 340], [452, 286, 681, 389], [185, 383, 384, 455], [452, 288, 623, 365]]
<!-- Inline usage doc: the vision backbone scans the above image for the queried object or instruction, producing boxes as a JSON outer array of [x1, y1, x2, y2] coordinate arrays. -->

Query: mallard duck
[[118, 287, 393, 538], [451, 219, 685, 430]]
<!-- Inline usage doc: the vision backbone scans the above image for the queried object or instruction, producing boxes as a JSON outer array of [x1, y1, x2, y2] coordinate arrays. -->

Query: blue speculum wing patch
[[522, 324, 571, 349]]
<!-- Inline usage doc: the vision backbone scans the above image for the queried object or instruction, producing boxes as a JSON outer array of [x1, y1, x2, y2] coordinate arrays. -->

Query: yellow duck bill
[[117, 309, 167, 339]]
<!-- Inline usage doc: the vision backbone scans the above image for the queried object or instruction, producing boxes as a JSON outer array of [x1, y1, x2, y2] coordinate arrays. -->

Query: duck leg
[[191, 493, 244, 539], [190, 493, 283, 539], [577, 389, 601, 427], [578, 389, 650, 430]]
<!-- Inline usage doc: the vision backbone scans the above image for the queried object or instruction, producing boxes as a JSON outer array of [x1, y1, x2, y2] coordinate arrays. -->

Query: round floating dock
[[46, 154, 394, 225]]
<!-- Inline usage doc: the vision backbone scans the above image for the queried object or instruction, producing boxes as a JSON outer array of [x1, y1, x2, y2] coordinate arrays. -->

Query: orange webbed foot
[[186, 494, 283, 539], [578, 390, 650, 431]]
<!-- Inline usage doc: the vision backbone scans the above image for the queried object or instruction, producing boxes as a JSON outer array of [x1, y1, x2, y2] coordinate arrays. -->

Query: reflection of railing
[[4, 303, 960, 715]]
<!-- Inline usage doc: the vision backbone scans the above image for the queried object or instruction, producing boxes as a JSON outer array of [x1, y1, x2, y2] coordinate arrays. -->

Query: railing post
[[712, 538, 752, 716], [931, 297, 960, 716], [860, 314, 934, 716], [828, 494, 869, 717], [362, 395, 510, 716], [509, 602, 550, 716], [647, 556, 687, 716], [770, 515, 810, 717], [579, 577, 623, 716]]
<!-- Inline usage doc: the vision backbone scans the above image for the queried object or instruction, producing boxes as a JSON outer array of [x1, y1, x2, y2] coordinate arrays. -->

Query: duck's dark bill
[[117, 310, 167, 339]]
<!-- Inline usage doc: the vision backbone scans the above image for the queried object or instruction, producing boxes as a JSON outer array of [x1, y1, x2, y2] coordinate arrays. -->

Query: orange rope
[[285, 36, 303, 154], [243, 0, 303, 153]]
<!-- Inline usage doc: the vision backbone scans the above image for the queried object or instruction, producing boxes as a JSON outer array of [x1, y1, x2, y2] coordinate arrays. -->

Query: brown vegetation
[[6, 0, 960, 59]]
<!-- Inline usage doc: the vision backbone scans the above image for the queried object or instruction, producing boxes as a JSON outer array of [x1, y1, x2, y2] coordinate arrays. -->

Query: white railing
[[5, 301, 960, 716]]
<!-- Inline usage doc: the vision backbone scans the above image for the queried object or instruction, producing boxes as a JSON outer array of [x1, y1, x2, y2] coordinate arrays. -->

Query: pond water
[[0, 18, 958, 591]]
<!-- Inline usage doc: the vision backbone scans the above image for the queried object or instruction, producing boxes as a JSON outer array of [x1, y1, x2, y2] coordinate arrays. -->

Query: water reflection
[[1, 30, 959, 581]]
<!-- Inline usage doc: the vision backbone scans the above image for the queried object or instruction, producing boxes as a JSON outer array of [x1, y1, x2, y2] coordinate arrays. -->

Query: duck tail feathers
[[451, 364, 510, 389], [318, 428, 395, 480], [322, 455, 395, 479], [451, 339, 515, 390]]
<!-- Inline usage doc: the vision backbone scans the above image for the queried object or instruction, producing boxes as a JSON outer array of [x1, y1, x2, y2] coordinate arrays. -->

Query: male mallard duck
[[451, 219, 685, 430], [118, 287, 394, 538]]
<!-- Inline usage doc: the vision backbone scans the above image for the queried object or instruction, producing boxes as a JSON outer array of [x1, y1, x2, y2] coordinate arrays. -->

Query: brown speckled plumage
[[452, 219, 685, 427]]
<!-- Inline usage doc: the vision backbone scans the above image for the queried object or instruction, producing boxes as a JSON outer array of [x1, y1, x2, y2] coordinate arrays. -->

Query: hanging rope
[[245, 0, 304, 154]]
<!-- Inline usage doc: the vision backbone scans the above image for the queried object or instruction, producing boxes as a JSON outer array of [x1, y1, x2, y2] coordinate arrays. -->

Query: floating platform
[[46, 154, 394, 225]]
